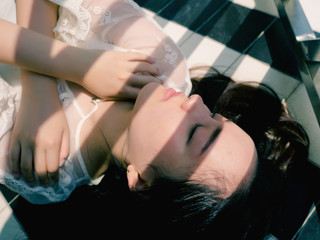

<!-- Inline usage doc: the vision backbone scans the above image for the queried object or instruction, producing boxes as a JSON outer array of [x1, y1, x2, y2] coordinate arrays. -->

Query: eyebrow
[[200, 127, 222, 155]]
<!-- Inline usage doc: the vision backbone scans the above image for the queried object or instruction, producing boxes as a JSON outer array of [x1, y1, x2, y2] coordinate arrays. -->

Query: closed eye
[[201, 127, 221, 155], [187, 123, 201, 144]]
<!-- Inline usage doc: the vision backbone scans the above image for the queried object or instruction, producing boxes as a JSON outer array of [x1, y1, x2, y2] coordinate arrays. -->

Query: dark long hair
[[191, 67, 309, 172], [126, 68, 309, 238], [15, 68, 310, 239], [86, 68, 309, 238]]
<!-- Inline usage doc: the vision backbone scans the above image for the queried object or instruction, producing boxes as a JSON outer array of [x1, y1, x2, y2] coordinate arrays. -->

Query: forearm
[[16, 0, 57, 37], [16, 0, 58, 92], [0, 18, 86, 85]]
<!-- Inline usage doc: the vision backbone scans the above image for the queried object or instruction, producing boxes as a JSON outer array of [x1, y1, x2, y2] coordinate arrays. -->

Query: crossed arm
[[0, 2, 160, 184], [0, 18, 159, 96], [10, 0, 67, 185]]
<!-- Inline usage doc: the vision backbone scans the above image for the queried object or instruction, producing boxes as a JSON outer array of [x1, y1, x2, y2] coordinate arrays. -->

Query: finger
[[131, 62, 161, 76], [45, 143, 60, 182], [20, 146, 35, 183], [9, 141, 21, 178], [59, 129, 70, 167], [121, 85, 141, 99], [34, 146, 50, 185], [129, 74, 161, 88], [126, 52, 155, 64]]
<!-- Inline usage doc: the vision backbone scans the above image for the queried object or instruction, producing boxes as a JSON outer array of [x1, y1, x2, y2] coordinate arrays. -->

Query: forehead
[[189, 121, 258, 193]]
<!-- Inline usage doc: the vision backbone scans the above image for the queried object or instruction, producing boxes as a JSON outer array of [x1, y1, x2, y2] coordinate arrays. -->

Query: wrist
[[44, 43, 90, 86], [62, 47, 97, 86], [20, 70, 59, 98], [62, 47, 88, 85]]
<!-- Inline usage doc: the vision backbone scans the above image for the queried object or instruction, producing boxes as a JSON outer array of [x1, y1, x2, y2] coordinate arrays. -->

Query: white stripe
[[74, 100, 99, 178]]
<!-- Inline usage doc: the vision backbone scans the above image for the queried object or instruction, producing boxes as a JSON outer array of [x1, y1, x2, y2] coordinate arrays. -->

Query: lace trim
[[51, 0, 145, 46], [164, 43, 178, 66], [0, 78, 19, 140], [0, 156, 90, 204], [0, 162, 86, 204], [90, 6, 112, 24], [50, 0, 91, 46]]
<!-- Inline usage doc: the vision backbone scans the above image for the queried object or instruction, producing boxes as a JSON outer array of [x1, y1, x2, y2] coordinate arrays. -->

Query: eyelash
[[187, 123, 202, 144], [211, 107, 217, 118]]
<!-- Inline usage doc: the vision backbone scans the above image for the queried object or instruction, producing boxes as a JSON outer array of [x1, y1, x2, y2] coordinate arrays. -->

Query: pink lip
[[162, 88, 182, 101]]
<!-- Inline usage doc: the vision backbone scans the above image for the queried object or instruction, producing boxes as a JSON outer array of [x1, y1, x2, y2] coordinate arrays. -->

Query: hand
[[10, 91, 70, 185], [80, 50, 162, 99]]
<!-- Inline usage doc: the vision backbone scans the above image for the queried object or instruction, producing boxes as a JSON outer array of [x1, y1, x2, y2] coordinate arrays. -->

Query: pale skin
[[72, 82, 257, 195], [125, 83, 257, 194], [13, 0, 67, 184], [0, 4, 257, 193], [0, 0, 160, 184]]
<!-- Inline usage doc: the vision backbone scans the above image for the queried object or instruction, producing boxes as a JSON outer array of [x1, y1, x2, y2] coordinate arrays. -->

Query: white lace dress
[[0, 0, 191, 204]]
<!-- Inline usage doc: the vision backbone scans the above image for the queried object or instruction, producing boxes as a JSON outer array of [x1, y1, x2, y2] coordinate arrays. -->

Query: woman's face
[[127, 83, 257, 194]]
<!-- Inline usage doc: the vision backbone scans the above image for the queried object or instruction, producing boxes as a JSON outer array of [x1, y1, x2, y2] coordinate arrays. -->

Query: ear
[[126, 165, 149, 191]]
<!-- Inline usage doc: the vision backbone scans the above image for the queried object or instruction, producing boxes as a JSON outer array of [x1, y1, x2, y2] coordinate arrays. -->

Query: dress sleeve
[[51, 0, 192, 95], [89, 0, 192, 95]]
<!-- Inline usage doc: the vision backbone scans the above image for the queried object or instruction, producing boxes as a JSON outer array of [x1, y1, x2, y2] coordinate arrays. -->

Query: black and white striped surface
[[135, 0, 320, 168], [0, 1, 319, 239]]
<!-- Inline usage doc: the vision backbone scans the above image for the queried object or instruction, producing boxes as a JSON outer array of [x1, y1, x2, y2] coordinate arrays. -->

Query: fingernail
[[149, 57, 155, 63], [157, 68, 163, 76]]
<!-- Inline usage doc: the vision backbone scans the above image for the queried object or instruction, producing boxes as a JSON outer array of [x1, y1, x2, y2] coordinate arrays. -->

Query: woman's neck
[[95, 100, 134, 166]]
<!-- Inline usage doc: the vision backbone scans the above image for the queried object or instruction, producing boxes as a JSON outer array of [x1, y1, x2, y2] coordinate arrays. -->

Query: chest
[[78, 100, 132, 178]]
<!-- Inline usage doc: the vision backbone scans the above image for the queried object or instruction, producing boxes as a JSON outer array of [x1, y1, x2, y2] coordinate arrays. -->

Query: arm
[[0, 18, 94, 81], [105, 15, 190, 94], [90, 0, 191, 95], [10, 0, 69, 184], [0, 19, 161, 99], [0, 18, 160, 184]]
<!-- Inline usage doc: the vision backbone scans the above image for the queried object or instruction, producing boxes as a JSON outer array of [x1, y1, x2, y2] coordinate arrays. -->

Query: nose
[[181, 94, 204, 112]]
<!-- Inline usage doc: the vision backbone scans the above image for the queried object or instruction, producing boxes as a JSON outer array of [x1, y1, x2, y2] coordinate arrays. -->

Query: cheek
[[131, 98, 187, 151], [129, 114, 167, 153], [129, 114, 187, 176], [196, 125, 256, 192]]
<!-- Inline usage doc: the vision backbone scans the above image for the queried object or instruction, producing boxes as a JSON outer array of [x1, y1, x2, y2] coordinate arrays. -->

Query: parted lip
[[162, 88, 182, 101]]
